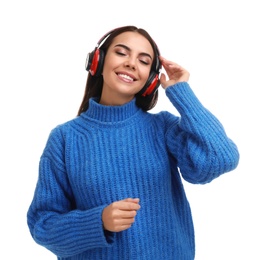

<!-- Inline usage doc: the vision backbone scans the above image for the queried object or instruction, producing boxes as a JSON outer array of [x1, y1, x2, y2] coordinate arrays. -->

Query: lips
[[117, 73, 135, 82]]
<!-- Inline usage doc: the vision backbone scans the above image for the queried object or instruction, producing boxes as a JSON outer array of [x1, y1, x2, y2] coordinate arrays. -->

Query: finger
[[112, 214, 136, 223], [119, 202, 141, 211], [124, 198, 140, 203], [160, 56, 177, 67], [159, 73, 167, 88], [108, 213, 136, 229], [115, 198, 140, 210], [120, 209, 137, 219], [160, 58, 184, 74], [121, 218, 135, 226], [118, 224, 133, 232], [108, 222, 134, 232]]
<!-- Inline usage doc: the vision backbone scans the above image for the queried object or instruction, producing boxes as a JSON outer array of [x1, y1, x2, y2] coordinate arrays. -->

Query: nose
[[124, 57, 136, 70]]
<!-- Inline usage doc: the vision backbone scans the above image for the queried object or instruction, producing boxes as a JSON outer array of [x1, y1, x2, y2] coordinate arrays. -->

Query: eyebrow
[[114, 44, 153, 61]]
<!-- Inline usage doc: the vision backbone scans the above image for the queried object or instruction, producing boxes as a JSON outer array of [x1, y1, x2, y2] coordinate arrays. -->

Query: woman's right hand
[[102, 198, 141, 232], [159, 56, 190, 89]]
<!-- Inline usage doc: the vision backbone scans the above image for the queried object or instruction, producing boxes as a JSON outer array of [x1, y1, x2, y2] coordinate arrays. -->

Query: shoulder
[[43, 117, 78, 153], [147, 110, 180, 131], [49, 115, 81, 136]]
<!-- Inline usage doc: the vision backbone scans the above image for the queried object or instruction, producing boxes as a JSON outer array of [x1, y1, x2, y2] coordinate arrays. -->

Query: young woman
[[27, 25, 239, 259]]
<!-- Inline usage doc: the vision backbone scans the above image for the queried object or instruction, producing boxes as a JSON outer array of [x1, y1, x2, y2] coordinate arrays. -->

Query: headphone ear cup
[[94, 49, 104, 77], [85, 48, 105, 77], [85, 49, 95, 72], [140, 72, 160, 97]]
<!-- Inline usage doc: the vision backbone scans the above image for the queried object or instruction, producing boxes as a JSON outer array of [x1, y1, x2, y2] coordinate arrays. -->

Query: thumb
[[159, 73, 167, 89], [124, 198, 140, 204]]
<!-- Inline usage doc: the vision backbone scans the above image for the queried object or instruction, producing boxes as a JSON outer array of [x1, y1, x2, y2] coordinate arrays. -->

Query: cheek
[[102, 60, 114, 80], [142, 68, 151, 83], [102, 53, 114, 74]]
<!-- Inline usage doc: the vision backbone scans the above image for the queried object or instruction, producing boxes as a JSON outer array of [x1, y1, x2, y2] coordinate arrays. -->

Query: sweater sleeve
[[164, 82, 239, 184], [27, 127, 114, 258]]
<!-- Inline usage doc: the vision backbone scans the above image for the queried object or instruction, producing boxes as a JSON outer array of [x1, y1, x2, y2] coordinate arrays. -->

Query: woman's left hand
[[159, 56, 190, 89]]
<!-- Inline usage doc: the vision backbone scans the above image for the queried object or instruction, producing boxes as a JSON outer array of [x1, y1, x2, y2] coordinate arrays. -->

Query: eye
[[115, 51, 126, 56], [140, 60, 150, 65], [139, 56, 152, 66]]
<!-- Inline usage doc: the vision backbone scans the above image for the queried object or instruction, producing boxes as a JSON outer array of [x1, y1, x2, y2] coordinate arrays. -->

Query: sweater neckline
[[82, 97, 141, 123]]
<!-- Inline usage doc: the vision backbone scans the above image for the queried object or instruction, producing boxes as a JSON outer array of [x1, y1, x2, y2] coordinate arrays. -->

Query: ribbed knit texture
[[27, 82, 239, 259]]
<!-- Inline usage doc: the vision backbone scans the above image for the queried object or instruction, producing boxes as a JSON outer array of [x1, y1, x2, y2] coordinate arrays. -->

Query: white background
[[1, 0, 264, 259]]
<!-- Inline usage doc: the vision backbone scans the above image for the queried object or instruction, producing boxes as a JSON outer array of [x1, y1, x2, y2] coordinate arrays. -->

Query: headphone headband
[[95, 28, 116, 49]]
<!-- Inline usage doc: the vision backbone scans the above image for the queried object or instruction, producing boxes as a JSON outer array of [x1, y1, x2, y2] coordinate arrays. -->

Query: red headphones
[[85, 27, 161, 97]]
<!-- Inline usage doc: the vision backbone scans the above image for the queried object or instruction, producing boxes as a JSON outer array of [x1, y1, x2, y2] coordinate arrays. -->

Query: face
[[100, 31, 154, 105]]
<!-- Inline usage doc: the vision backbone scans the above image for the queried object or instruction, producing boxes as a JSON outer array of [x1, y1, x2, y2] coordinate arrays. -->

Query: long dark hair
[[77, 26, 161, 116]]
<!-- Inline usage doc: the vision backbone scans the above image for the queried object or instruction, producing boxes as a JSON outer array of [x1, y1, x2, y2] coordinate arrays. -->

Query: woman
[[27, 25, 239, 259]]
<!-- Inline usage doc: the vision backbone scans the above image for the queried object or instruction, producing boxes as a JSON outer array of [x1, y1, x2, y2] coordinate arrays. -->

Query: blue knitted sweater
[[27, 82, 239, 259]]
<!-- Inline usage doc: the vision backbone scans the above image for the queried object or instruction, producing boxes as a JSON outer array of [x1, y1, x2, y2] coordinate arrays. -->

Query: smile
[[117, 73, 134, 82]]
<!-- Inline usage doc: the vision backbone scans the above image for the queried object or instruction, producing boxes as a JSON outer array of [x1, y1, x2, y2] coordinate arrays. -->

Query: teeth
[[118, 74, 133, 81]]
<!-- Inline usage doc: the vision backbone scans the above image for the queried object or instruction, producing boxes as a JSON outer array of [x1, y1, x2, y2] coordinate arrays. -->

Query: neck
[[99, 88, 135, 106], [83, 97, 140, 123]]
